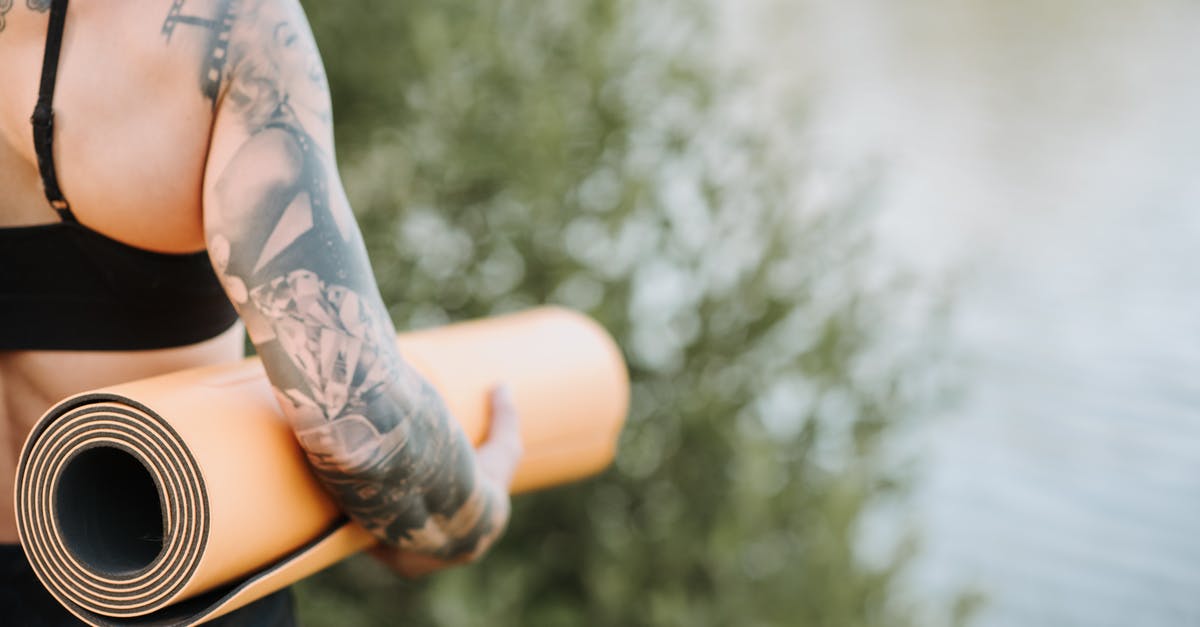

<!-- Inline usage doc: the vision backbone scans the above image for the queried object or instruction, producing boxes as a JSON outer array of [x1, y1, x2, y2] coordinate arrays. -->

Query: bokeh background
[[295, 1, 1200, 625]]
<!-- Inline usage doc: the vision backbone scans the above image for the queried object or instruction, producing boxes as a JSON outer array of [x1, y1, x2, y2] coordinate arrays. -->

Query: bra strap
[[30, 0, 76, 223]]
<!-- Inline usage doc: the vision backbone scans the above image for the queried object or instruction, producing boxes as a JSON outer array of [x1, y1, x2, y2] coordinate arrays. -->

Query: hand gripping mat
[[14, 307, 628, 626]]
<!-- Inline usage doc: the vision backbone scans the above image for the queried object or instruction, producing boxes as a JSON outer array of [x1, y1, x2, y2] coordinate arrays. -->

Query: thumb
[[475, 385, 523, 490]]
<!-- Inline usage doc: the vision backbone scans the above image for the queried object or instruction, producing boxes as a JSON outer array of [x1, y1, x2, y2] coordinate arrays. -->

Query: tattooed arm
[[193, 0, 521, 568]]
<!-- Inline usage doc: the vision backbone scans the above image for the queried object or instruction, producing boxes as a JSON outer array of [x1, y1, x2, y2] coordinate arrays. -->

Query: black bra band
[[30, 0, 76, 223], [2, 0, 241, 352]]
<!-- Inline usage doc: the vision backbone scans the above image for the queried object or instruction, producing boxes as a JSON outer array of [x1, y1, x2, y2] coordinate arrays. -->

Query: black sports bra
[[0, 0, 238, 351]]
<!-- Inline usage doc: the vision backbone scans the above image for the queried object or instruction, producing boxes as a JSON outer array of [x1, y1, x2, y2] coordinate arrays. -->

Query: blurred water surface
[[724, 1, 1200, 625]]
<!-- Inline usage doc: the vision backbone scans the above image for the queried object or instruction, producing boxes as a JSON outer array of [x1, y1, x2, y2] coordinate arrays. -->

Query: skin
[[0, 0, 520, 574]]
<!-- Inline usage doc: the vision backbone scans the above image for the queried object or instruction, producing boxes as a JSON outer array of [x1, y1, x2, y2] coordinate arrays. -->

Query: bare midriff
[[0, 329, 245, 542]]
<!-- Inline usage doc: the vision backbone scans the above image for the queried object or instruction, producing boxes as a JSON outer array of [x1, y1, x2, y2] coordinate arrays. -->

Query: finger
[[479, 385, 522, 453], [476, 385, 523, 488]]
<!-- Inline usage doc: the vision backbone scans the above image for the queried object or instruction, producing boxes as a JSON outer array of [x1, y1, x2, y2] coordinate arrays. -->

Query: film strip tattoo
[[161, 0, 237, 104], [193, 0, 504, 559]]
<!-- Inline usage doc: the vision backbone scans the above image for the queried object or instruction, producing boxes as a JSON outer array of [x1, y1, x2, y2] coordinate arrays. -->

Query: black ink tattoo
[[1, 0, 52, 34], [203, 0, 503, 560], [161, 0, 238, 104]]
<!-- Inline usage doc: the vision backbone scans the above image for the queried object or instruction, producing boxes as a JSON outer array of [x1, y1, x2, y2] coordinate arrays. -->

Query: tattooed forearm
[[199, 0, 504, 559], [237, 262, 501, 557]]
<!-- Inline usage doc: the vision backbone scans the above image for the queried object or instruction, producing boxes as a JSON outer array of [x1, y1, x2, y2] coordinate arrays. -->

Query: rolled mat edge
[[15, 307, 628, 626]]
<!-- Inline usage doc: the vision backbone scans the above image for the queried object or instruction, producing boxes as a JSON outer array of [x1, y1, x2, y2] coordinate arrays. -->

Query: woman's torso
[[0, 1, 244, 542]]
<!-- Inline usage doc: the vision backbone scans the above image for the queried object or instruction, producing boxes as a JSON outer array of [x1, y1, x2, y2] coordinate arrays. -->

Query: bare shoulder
[[0, 0, 287, 251], [0, 2, 328, 251]]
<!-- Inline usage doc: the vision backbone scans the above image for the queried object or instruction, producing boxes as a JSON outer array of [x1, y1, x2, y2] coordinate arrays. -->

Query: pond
[[722, 1, 1200, 624]]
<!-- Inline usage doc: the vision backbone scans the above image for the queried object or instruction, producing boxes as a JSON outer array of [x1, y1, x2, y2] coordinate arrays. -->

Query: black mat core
[[55, 446, 165, 576]]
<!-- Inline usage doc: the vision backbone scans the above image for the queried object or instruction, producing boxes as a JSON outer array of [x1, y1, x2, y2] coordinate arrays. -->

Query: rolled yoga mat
[[15, 307, 628, 626]]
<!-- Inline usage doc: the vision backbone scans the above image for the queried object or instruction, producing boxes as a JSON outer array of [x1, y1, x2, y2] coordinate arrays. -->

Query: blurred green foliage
[[296, 0, 942, 625]]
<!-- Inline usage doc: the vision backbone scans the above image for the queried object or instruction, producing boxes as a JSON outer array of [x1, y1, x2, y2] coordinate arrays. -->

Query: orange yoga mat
[[15, 307, 628, 626]]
